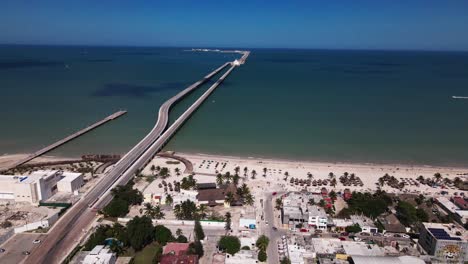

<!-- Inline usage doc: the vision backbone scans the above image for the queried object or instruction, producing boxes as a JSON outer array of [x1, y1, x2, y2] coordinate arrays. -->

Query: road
[[0, 233, 46, 264], [25, 62, 234, 264], [264, 192, 286, 264]]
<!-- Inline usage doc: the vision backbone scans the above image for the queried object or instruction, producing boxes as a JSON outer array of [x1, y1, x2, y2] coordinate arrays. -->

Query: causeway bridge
[[27, 52, 248, 264]]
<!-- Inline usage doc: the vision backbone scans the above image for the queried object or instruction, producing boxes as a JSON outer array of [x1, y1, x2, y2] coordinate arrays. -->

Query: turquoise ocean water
[[1, 46, 468, 166]]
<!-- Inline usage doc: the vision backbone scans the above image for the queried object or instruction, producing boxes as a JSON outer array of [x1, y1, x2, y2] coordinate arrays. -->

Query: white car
[[33, 239, 41, 244], [401, 234, 410, 239]]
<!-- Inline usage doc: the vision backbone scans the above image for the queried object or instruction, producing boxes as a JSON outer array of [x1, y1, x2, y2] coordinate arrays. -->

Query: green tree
[[225, 192, 235, 205], [174, 200, 199, 220], [165, 194, 173, 205], [103, 198, 129, 217], [329, 190, 337, 201], [216, 173, 224, 186], [154, 225, 173, 246], [396, 201, 419, 226], [174, 167, 181, 176], [194, 219, 205, 241], [258, 250, 267, 262], [345, 224, 362, 233], [189, 241, 204, 258], [159, 167, 170, 178], [281, 257, 291, 264], [275, 198, 282, 210], [234, 166, 240, 175], [225, 212, 232, 231], [144, 203, 165, 219], [263, 167, 267, 177], [256, 235, 270, 252], [176, 235, 188, 243], [126, 216, 155, 251], [244, 193, 254, 206], [218, 236, 241, 255]]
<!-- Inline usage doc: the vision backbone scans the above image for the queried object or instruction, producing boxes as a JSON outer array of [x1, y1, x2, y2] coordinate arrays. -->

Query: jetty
[[28, 55, 245, 264], [2, 110, 127, 171]]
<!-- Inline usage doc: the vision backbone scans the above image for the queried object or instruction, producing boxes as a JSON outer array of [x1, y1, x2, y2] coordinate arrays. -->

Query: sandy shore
[[175, 152, 468, 195], [0, 154, 73, 171]]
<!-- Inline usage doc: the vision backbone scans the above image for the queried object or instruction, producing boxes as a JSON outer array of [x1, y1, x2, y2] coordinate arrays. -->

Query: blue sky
[[1, 0, 467, 50]]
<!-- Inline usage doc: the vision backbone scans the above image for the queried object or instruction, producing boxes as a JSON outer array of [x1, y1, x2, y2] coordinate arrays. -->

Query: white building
[[436, 197, 460, 214], [225, 250, 257, 264], [0, 170, 83, 204], [307, 206, 328, 230], [57, 172, 83, 193], [83, 245, 116, 264]]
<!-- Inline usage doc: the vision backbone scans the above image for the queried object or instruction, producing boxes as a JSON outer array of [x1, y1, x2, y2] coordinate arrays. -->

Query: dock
[[3, 110, 127, 171]]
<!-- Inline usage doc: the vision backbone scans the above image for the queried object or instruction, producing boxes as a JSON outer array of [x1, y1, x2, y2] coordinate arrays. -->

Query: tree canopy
[[218, 236, 241, 255], [103, 198, 129, 217], [126, 216, 155, 251], [346, 191, 392, 219], [154, 225, 174, 246], [256, 235, 270, 252]]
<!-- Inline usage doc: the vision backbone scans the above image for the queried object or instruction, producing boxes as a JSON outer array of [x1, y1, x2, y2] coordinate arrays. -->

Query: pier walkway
[[27, 60, 238, 264], [2, 111, 127, 172]]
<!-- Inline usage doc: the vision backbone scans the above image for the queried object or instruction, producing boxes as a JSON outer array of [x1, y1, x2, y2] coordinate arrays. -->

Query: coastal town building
[[160, 242, 198, 264], [418, 222, 468, 263], [225, 250, 257, 264], [0, 170, 83, 204], [307, 205, 328, 230], [83, 245, 116, 264], [378, 214, 406, 234]]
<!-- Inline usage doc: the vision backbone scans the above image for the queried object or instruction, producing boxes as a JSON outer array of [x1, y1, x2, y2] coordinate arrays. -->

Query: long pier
[[27, 58, 239, 264], [2, 110, 127, 172]]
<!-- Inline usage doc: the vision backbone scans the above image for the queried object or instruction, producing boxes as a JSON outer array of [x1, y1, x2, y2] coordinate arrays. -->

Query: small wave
[[452, 96, 468, 99]]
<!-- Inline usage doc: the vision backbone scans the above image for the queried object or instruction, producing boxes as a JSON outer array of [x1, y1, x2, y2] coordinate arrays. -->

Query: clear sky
[[1, 0, 467, 50]]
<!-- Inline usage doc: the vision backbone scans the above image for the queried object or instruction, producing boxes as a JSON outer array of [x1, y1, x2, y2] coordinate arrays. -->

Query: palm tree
[[251, 170, 257, 179], [150, 165, 156, 175], [216, 173, 224, 186], [284, 171, 289, 177], [154, 205, 165, 219], [329, 190, 337, 201], [232, 174, 240, 186], [244, 193, 254, 206], [224, 172, 232, 182], [328, 172, 334, 179], [197, 204, 208, 219], [263, 167, 267, 177], [234, 166, 240, 175], [308, 198, 315, 205], [175, 167, 181, 176], [243, 167, 248, 176], [434, 173, 442, 182], [378, 177, 385, 187], [176, 228, 183, 237], [454, 177, 462, 187], [225, 192, 235, 205]]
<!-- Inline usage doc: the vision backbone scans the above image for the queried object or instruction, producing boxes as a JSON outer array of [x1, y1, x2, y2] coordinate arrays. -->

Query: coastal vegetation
[[218, 235, 241, 255], [345, 191, 392, 219], [102, 180, 143, 218]]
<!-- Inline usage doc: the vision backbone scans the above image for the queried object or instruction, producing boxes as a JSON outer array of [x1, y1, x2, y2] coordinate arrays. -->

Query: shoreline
[[2, 151, 468, 172], [173, 151, 468, 171]]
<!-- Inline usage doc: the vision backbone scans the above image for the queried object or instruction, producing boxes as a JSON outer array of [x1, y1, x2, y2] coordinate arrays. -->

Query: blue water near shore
[[1, 45, 468, 166]]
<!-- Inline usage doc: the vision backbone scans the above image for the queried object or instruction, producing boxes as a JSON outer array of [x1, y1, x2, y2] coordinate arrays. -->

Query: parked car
[[33, 239, 41, 244], [340, 232, 349, 236], [272, 192, 277, 196], [401, 234, 410, 239], [339, 237, 346, 241], [23, 251, 30, 255], [0, 248, 5, 253]]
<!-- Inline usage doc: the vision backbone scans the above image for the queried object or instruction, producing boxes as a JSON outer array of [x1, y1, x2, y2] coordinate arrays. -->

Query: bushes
[[258, 250, 267, 262], [103, 198, 129, 217], [345, 223, 362, 233], [103, 181, 143, 218], [397, 201, 428, 226], [346, 192, 392, 218]]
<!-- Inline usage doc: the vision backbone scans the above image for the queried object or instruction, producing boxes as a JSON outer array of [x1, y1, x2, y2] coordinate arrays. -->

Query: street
[[1, 233, 46, 264]]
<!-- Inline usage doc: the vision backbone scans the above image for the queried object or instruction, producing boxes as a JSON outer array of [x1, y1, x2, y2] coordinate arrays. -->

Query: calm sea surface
[[1, 46, 468, 166]]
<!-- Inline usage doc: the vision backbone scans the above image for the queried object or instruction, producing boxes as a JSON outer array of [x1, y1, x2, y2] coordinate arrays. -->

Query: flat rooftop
[[422, 222, 467, 241]]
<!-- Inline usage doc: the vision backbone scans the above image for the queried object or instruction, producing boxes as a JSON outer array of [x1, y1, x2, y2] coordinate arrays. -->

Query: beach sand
[[175, 152, 468, 195]]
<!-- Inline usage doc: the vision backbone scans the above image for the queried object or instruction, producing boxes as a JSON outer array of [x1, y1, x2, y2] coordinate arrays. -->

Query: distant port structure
[[27, 50, 250, 263], [2, 110, 127, 172]]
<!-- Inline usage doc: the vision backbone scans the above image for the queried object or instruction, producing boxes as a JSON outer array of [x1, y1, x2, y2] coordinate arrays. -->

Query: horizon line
[[1, 43, 468, 53]]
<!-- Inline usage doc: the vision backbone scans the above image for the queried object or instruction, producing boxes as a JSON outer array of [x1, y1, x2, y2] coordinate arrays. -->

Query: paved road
[[264, 192, 286, 264], [25, 62, 233, 264], [1, 233, 46, 264]]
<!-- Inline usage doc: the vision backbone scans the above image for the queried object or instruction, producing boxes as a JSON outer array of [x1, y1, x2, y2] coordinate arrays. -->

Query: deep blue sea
[[1, 45, 468, 166]]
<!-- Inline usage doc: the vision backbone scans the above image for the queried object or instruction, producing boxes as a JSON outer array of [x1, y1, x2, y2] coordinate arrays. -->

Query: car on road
[[0, 248, 5, 253], [33, 239, 41, 244], [353, 237, 362, 242], [272, 192, 277, 196], [265, 221, 269, 226], [272, 227, 278, 231], [23, 251, 31, 255], [339, 237, 346, 241]]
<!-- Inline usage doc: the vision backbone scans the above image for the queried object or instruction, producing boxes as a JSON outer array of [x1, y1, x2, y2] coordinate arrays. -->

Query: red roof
[[453, 197, 468, 210], [160, 254, 199, 264], [163, 243, 190, 255]]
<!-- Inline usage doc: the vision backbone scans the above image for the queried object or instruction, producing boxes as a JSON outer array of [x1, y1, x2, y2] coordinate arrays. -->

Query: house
[[379, 214, 406, 233], [197, 184, 237, 207], [453, 197, 468, 210], [160, 242, 198, 264], [83, 245, 116, 264], [307, 206, 328, 230]]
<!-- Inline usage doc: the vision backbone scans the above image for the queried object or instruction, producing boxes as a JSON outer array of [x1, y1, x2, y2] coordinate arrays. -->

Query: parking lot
[[0, 233, 46, 264]]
